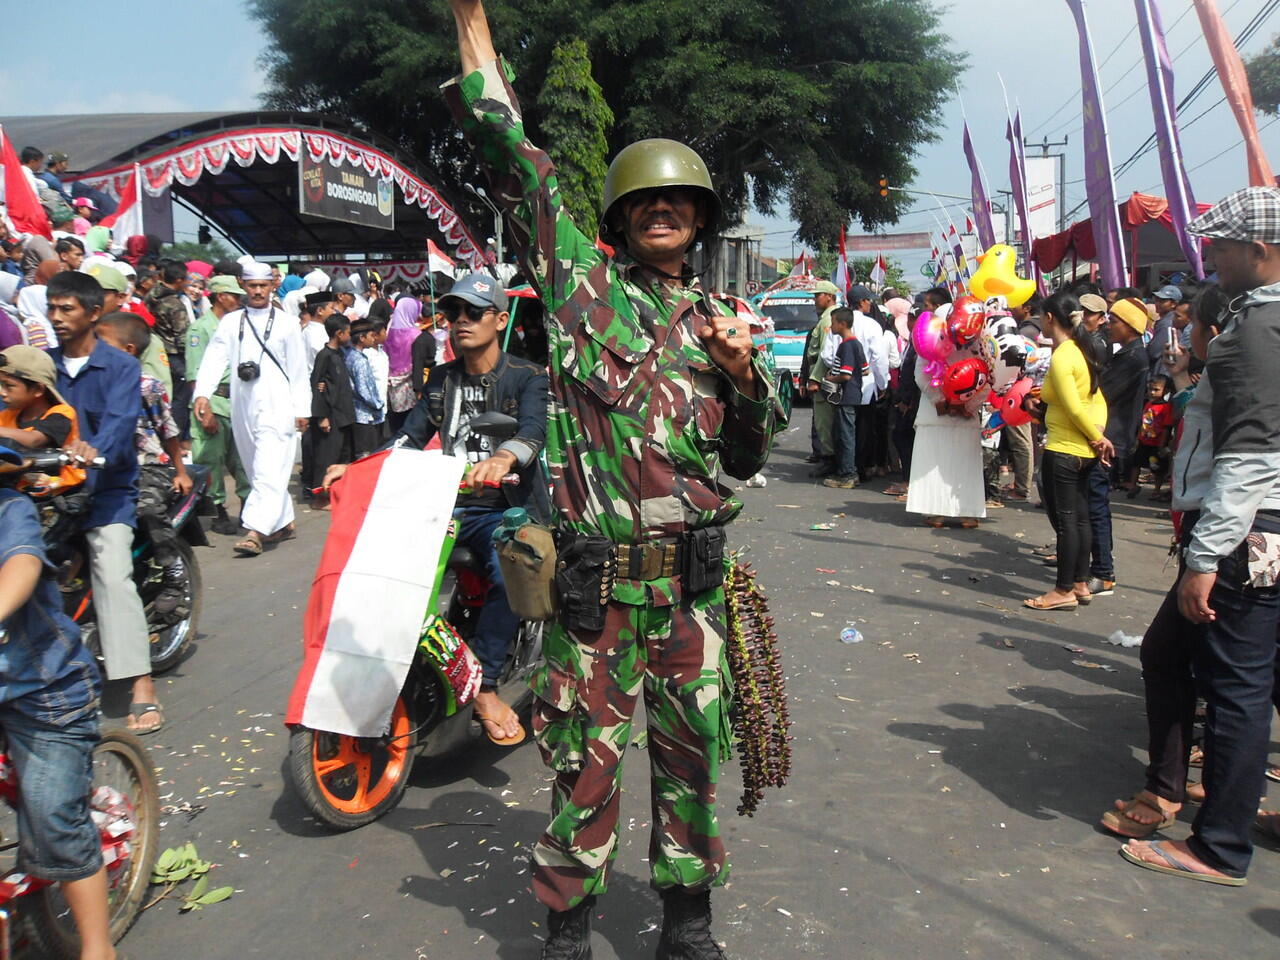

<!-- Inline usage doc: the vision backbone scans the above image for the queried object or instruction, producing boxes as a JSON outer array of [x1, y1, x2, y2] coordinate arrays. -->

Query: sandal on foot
[[1266, 766, 1280, 784], [266, 525, 296, 543], [1024, 595, 1079, 611], [958, 519, 980, 528], [233, 536, 263, 557], [1189, 745, 1204, 767], [474, 709, 526, 747], [1119, 840, 1246, 886], [129, 702, 165, 736], [1100, 793, 1176, 839], [922, 517, 944, 528]]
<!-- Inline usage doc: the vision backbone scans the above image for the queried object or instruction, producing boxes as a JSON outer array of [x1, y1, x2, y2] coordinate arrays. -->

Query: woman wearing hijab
[[16, 259, 63, 350], [384, 296, 422, 433], [0, 273, 23, 348]]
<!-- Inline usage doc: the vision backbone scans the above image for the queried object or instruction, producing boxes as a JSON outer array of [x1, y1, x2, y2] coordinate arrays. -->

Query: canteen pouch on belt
[[554, 534, 617, 633], [495, 520, 559, 621], [683, 525, 727, 594]]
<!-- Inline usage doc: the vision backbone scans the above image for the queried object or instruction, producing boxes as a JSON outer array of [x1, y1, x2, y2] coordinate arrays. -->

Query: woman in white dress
[[904, 341, 987, 528]]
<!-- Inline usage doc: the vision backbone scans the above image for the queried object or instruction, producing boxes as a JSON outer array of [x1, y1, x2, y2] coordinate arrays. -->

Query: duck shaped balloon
[[968, 244, 1037, 307]]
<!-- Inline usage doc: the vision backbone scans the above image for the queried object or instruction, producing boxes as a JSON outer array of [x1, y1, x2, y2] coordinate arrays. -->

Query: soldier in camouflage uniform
[[445, 3, 782, 958]]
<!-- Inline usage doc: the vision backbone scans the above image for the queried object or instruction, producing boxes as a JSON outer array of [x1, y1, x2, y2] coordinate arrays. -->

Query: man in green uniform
[[804, 280, 840, 474], [186, 275, 249, 535], [446, 3, 782, 957]]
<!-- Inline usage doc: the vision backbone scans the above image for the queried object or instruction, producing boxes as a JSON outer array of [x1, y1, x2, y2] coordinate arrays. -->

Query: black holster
[[553, 533, 617, 633]]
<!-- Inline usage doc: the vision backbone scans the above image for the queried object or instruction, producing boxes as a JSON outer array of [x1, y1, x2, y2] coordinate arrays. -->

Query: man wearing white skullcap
[[192, 261, 312, 555]]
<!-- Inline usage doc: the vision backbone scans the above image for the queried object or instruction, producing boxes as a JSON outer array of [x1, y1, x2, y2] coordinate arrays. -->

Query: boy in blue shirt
[[822, 308, 869, 490], [0, 445, 113, 959]]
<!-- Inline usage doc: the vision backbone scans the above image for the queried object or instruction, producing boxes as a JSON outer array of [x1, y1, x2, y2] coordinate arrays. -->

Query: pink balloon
[[912, 310, 952, 364]]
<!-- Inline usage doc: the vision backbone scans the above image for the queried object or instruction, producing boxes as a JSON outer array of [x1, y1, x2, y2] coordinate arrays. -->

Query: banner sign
[[1024, 156, 1058, 239], [299, 152, 395, 231], [846, 231, 931, 252]]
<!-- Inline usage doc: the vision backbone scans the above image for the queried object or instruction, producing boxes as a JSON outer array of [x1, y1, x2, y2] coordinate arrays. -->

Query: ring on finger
[[726, 326, 738, 338]]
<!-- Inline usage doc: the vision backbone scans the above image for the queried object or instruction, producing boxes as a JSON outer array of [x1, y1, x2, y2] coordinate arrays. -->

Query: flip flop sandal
[[1119, 841, 1246, 886], [1100, 794, 1176, 839], [1266, 766, 1280, 784], [234, 537, 263, 557], [129, 702, 165, 736], [1024, 596, 1079, 611], [266, 525, 296, 543], [475, 713, 526, 747], [1188, 745, 1204, 767]]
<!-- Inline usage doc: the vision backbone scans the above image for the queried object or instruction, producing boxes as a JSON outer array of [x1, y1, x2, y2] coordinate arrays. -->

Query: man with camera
[[192, 262, 311, 557]]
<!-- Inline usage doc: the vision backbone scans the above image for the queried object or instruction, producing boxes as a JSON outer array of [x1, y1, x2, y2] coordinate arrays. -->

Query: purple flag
[[963, 121, 997, 251], [1135, 0, 1204, 279], [1065, 0, 1128, 289]]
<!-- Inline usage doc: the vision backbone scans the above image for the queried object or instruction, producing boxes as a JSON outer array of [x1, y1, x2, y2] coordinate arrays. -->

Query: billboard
[[846, 231, 932, 251], [1025, 156, 1058, 239], [298, 152, 395, 231]]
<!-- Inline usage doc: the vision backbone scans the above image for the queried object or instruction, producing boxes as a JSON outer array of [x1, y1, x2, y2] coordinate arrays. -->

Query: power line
[[1139, 114, 1280, 190]]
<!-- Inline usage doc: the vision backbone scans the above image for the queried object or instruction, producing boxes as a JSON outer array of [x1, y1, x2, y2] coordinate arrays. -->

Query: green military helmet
[[599, 138, 721, 250]]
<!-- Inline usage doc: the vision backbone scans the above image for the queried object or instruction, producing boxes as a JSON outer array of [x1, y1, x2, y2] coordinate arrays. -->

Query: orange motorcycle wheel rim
[[311, 698, 411, 814]]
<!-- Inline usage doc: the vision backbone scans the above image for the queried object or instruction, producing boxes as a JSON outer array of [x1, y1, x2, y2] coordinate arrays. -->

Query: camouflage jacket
[[144, 284, 191, 357], [444, 59, 782, 567]]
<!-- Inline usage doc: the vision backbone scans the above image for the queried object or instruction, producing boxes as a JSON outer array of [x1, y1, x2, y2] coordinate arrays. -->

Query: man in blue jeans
[[323, 273, 547, 746], [0, 446, 114, 959], [1122, 186, 1280, 886]]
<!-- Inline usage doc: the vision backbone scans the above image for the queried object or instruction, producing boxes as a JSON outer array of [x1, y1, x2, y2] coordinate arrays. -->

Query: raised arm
[[450, 0, 497, 75]]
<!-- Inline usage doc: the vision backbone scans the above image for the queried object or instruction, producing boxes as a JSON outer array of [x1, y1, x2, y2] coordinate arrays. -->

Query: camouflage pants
[[137, 464, 181, 566], [191, 413, 249, 507], [530, 587, 729, 912]]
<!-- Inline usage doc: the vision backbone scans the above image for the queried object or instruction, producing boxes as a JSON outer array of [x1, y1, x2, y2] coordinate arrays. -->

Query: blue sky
[[7, 0, 1280, 280]]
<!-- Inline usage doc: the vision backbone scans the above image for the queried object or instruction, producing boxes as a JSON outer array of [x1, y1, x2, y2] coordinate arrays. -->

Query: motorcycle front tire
[[288, 692, 418, 831]]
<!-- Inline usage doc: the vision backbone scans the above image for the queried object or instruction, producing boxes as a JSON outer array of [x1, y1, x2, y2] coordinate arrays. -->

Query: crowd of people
[[796, 186, 1280, 890]]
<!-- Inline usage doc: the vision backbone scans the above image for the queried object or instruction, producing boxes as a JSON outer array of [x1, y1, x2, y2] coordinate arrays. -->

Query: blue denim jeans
[[1187, 514, 1280, 877], [1087, 459, 1115, 581], [1, 709, 102, 881], [833, 404, 858, 478], [454, 506, 521, 686]]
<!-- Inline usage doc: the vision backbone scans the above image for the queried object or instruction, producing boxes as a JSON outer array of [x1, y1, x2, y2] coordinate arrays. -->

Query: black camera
[[237, 360, 261, 381]]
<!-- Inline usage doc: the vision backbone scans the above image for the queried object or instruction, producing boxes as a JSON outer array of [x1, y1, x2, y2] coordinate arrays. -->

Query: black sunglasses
[[442, 302, 497, 323]]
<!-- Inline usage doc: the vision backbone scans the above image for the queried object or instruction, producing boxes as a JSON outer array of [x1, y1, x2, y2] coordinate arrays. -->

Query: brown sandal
[[473, 705, 526, 747], [1100, 793, 1177, 839], [233, 534, 263, 557], [1024, 595, 1079, 611]]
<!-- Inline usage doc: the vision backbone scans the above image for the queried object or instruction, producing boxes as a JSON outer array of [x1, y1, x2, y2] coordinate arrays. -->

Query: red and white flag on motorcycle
[[286, 448, 467, 738]]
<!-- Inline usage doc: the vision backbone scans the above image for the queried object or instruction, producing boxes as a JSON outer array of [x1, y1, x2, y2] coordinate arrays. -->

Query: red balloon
[[949, 296, 986, 347], [941, 356, 991, 405]]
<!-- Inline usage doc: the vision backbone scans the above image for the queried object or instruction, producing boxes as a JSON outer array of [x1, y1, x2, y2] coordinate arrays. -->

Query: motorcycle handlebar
[[23, 451, 106, 471]]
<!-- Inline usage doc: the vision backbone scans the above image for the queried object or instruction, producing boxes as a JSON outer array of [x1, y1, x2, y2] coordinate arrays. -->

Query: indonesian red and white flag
[[0, 126, 52, 240], [832, 226, 851, 299], [99, 163, 143, 242], [427, 239, 456, 275], [789, 250, 809, 277], [965, 215, 975, 235], [869, 253, 887, 287], [286, 448, 466, 737]]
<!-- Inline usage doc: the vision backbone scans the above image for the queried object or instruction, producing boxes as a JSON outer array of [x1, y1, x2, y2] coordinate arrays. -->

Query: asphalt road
[[98, 408, 1279, 960]]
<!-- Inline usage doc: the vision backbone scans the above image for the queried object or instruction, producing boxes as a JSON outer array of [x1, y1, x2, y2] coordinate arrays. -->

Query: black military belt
[[213, 383, 231, 399], [616, 541, 685, 581]]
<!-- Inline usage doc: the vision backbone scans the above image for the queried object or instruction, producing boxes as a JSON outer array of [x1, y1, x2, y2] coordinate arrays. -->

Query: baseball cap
[[87, 263, 128, 294], [1079, 293, 1108, 314], [209, 275, 246, 296], [330, 277, 356, 295], [0, 345, 68, 406], [812, 280, 840, 296], [1110, 298, 1149, 335], [1186, 186, 1280, 244], [73, 197, 96, 211], [48, 151, 69, 165], [1154, 284, 1182, 301], [440, 272, 508, 312], [848, 284, 874, 304]]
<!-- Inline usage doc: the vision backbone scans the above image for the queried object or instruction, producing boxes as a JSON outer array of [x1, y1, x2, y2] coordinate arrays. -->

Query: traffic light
[[197, 224, 212, 244], [878, 176, 889, 198]]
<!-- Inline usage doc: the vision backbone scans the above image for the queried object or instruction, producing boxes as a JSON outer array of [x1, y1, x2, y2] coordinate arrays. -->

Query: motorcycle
[[288, 413, 548, 830], [23, 449, 209, 675]]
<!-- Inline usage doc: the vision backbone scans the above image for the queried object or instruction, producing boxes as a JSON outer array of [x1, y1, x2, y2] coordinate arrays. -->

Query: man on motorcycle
[[324, 271, 548, 747], [444, 4, 782, 957]]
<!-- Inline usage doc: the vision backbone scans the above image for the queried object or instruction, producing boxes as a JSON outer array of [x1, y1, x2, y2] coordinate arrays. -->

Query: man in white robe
[[192, 262, 311, 555]]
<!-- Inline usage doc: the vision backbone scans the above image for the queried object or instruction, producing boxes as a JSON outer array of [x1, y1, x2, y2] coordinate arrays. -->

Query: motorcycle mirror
[[468, 411, 519, 439]]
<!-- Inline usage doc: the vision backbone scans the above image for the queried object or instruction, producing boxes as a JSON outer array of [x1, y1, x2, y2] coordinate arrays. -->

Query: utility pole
[[464, 183, 503, 275], [1024, 135, 1069, 234]]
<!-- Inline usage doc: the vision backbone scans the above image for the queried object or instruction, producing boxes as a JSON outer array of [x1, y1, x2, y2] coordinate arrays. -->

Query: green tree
[[160, 239, 235, 264], [538, 39, 614, 233], [1246, 35, 1280, 115], [248, 0, 962, 244]]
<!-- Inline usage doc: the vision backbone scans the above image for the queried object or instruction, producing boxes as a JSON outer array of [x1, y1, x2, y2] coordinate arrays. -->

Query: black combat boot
[[656, 888, 727, 960], [540, 895, 595, 960]]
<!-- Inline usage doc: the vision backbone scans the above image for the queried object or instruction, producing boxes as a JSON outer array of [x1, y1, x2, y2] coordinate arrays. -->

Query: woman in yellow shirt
[[1026, 291, 1115, 611]]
